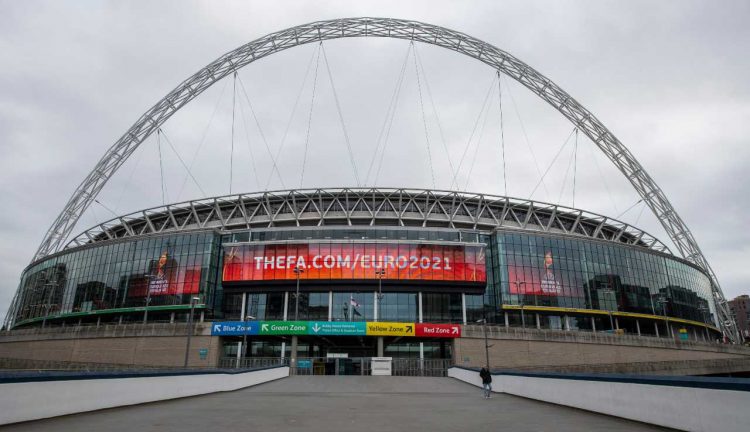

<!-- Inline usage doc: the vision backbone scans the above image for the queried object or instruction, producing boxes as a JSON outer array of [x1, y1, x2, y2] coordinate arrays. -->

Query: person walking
[[479, 367, 492, 398]]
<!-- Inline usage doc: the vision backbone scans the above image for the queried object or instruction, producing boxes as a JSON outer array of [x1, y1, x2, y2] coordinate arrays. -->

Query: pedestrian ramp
[[246, 375, 476, 394]]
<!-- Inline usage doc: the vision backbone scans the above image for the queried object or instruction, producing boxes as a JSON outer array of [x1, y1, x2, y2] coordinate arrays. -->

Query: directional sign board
[[211, 321, 259, 336], [415, 323, 461, 338], [210, 320, 462, 338], [309, 321, 366, 336], [259, 321, 308, 335], [365, 321, 415, 337]]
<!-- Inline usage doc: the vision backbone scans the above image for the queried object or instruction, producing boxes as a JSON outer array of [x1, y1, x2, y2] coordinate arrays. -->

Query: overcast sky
[[1, 0, 749, 321]]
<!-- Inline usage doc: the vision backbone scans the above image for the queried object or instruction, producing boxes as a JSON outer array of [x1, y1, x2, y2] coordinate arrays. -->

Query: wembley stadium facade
[[5, 188, 721, 361], [1, 18, 739, 370]]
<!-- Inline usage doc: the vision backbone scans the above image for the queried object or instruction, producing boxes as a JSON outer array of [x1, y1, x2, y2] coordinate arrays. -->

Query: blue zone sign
[[211, 321, 259, 336]]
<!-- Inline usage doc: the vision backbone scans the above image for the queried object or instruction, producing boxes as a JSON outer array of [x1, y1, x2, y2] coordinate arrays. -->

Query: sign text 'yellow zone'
[[365, 321, 415, 336]]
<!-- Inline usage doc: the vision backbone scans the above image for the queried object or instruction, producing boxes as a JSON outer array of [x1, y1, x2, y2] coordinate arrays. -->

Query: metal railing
[[218, 357, 288, 369]]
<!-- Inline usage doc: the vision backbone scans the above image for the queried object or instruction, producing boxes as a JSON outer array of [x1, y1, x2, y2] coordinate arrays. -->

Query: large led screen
[[128, 251, 202, 297], [222, 243, 486, 283], [507, 251, 563, 296]]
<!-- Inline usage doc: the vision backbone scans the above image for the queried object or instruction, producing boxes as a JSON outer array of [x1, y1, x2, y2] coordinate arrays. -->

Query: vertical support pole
[[377, 337, 384, 357], [236, 293, 247, 368], [328, 291, 333, 322], [419, 342, 424, 376], [564, 315, 570, 331], [170, 312, 175, 324], [283, 292, 289, 320], [535, 313, 540, 329], [615, 317, 620, 330], [418, 292, 423, 323], [461, 293, 467, 325], [373, 291, 379, 322], [636, 319, 641, 337], [591, 316, 596, 333], [504, 311, 509, 328], [655, 321, 660, 338]]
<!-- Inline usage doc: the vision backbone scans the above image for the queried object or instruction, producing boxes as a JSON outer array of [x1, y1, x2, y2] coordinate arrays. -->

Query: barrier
[[0, 366, 289, 425], [448, 366, 750, 432]]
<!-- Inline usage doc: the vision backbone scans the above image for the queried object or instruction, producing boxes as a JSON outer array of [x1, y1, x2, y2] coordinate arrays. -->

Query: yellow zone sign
[[366, 322, 415, 337]]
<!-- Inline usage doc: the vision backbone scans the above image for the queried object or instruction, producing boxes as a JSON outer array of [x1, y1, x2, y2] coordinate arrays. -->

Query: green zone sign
[[259, 321, 308, 335]]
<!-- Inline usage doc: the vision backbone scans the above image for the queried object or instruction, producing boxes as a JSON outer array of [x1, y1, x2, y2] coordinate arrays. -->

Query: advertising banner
[[128, 251, 201, 297], [507, 251, 563, 296], [222, 242, 486, 283]]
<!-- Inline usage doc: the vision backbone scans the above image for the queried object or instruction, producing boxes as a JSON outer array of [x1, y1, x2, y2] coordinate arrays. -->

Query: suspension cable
[[264, 44, 320, 190], [615, 198, 644, 220], [412, 42, 436, 189], [321, 43, 361, 187], [157, 129, 167, 205], [300, 43, 322, 188], [236, 75, 286, 189], [94, 199, 120, 219], [230, 71, 237, 194], [504, 79, 550, 200], [449, 76, 496, 190], [414, 43, 458, 187], [587, 139, 619, 214], [634, 200, 647, 226], [365, 42, 412, 185], [234, 80, 261, 189], [373, 45, 412, 185], [557, 129, 578, 204], [159, 128, 207, 197], [463, 76, 496, 191], [529, 127, 577, 199], [175, 78, 229, 201], [497, 71, 508, 196]]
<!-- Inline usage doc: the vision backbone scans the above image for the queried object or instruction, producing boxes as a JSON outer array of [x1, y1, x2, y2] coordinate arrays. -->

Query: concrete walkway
[[1, 376, 669, 431]]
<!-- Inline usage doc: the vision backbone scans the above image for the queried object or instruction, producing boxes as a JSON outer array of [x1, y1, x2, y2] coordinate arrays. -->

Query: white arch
[[30, 18, 737, 340]]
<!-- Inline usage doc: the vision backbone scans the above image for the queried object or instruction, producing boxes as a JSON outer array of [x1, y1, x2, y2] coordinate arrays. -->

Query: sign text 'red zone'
[[223, 243, 486, 282]]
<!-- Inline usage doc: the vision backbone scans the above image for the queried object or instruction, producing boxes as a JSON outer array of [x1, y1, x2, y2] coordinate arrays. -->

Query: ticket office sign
[[222, 242, 486, 283]]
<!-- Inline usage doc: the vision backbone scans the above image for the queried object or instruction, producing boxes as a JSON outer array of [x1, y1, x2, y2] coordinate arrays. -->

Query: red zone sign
[[415, 323, 461, 338]]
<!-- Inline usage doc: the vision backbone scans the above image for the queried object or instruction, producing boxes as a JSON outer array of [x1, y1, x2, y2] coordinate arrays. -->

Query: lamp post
[[237, 314, 256, 368], [183, 296, 201, 368], [657, 294, 670, 339], [477, 318, 491, 371], [513, 280, 527, 328], [291, 266, 304, 373], [143, 275, 154, 324]]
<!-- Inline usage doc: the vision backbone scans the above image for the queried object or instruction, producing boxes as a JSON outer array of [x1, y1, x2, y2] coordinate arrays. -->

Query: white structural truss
[[64, 188, 671, 253], [27, 18, 738, 340]]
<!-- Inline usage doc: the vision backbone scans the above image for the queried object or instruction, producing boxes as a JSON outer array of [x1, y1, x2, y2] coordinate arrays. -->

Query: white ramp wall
[[449, 367, 750, 432], [0, 366, 289, 425]]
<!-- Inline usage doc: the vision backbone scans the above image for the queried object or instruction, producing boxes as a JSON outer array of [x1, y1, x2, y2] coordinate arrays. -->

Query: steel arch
[[30, 17, 738, 340]]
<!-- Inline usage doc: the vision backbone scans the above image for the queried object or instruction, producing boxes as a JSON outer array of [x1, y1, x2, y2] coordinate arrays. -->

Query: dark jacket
[[480, 368, 492, 384]]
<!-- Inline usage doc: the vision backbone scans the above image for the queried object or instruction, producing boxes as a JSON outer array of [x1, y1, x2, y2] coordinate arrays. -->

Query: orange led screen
[[222, 243, 486, 283]]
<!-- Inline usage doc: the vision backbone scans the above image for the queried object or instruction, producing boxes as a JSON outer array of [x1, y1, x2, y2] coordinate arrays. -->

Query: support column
[[655, 321, 660, 338], [591, 316, 596, 333], [290, 335, 298, 374], [419, 342, 424, 376], [418, 292, 423, 323], [170, 312, 175, 324], [615, 317, 620, 330], [374, 291, 379, 322], [636, 319, 641, 337], [564, 315, 570, 331], [283, 292, 289, 320], [461, 293, 467, 325], [535, 313, 540, 329], [377, 337, 384, 357], [236, 293, 247, 368], [504, 311, 509, 328], [328, 291, 333, 322]]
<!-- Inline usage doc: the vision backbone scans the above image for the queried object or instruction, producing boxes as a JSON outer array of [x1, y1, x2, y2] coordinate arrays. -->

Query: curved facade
[[6, 189, 719, 347]]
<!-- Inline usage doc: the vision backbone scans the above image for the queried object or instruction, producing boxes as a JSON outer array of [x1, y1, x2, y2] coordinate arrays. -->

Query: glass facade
[[12, 232, 220, 325], [9, 225, 716, 333]]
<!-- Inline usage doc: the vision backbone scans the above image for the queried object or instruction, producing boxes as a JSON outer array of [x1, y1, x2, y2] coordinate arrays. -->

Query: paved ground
[[1, 376, 669, 432]]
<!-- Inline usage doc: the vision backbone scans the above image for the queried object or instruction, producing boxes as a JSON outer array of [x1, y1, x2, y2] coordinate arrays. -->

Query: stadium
[[0, 18, 741, 375]]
